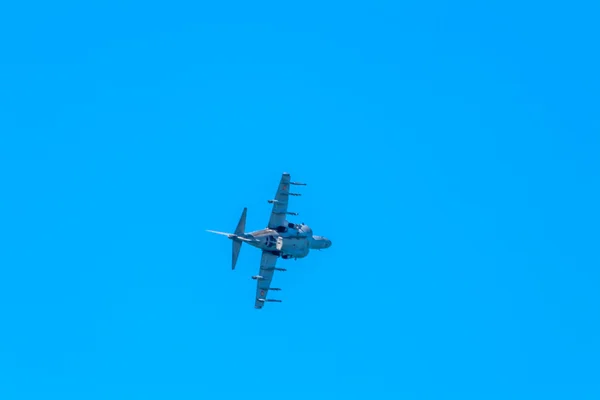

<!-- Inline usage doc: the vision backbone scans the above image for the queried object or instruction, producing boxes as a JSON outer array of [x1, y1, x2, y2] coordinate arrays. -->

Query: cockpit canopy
[[285, 222, 312, 237], [299, 224, 313, 236]]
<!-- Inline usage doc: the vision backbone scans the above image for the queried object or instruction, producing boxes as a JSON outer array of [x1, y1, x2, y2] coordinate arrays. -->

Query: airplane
[[207, 172, 332, 309]]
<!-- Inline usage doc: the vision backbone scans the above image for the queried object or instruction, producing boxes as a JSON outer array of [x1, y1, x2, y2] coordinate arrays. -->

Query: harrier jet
[[207, 172, 332, 308]]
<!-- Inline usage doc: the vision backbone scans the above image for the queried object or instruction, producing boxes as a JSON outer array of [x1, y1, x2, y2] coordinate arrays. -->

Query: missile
[[257, 298, 282, 303], [273, 211, 298, 216], [267, 199, 280, 204], [290, 182, 307, 186], [251, 275, 266, 280]]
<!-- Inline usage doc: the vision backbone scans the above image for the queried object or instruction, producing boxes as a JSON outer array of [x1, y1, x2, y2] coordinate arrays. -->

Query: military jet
[[207, 172, 332, 309]]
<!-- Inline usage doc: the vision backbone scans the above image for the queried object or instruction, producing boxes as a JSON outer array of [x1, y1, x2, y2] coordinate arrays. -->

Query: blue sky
[[1, 1, 599, 399]]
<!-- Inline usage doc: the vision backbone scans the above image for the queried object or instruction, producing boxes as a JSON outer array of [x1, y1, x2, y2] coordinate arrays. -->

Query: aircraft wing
[[254, 251, 281, 309], [267, 172, 293, 229]]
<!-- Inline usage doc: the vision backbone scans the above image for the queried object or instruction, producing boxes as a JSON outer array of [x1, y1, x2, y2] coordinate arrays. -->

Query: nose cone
[[312, 235, 332, 249]]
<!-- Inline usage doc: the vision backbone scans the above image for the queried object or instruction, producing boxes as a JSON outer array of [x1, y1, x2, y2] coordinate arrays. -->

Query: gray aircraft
[[207, 172, 332, 309]]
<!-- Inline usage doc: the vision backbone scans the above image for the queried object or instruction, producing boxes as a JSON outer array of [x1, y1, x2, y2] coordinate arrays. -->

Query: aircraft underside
[[248, 231, 310, 259], [207, 172, 331, 308]]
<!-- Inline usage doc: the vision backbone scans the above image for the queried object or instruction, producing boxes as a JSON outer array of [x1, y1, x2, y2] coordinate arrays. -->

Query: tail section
[[207, 208, 248, 270]]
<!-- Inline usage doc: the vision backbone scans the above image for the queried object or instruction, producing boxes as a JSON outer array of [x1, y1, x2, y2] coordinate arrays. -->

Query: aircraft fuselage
[[245, 222, 331, 259]]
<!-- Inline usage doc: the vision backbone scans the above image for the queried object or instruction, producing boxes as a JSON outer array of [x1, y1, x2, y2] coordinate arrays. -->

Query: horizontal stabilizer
[[235, 208, 247, 235], [262, 267, 287, 272], [232, 240, 242, 270], [273, 211, 298, 216], [208, 207, 248, 270]]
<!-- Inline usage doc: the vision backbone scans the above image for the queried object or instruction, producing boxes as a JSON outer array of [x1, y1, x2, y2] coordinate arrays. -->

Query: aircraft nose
[[312, 235, 331, 249]]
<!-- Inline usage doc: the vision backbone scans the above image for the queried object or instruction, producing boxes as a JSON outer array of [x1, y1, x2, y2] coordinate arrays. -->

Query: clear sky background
[[1, 1, 599, 399]]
